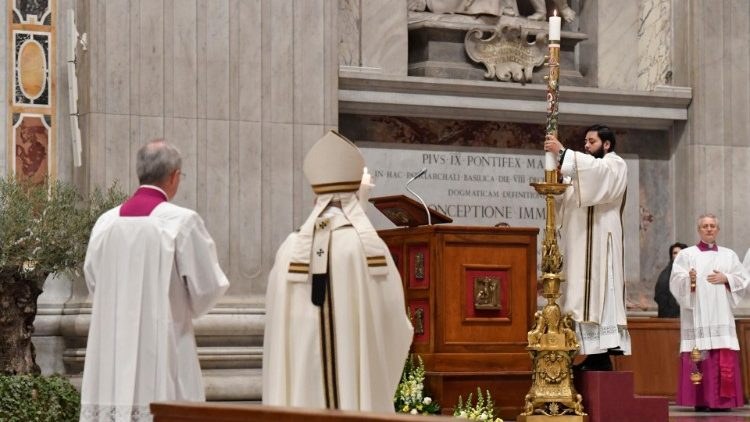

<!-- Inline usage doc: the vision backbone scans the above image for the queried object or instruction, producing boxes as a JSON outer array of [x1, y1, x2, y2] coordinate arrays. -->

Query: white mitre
[[287, 130, 388, 282], [303, 130, 364, 194]]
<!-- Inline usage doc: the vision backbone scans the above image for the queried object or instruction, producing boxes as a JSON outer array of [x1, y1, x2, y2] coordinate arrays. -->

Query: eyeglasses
[[179, 170, 186, 179]]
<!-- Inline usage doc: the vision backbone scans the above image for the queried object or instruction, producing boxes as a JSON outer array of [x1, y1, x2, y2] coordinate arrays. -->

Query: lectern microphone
[[405, 168, 431, 226]]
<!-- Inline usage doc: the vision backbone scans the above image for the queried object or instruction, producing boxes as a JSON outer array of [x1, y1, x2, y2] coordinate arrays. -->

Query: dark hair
[[585, 124, 616, 152], [668, 242, 688, 259]]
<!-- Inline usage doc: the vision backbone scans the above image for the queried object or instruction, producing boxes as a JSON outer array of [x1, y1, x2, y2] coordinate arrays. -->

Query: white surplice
[[670, 246, 749, 352], [557, 150, 631, 354], [80, 203, 229, 422], [263, 193, 413, 412]]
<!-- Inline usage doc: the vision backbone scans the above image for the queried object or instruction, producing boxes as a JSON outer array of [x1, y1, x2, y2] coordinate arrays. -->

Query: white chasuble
[[670, 246, 749, 352], [558, 151, 630, 354], [80, 203, 229, 422], [263, 194, 413, 412]]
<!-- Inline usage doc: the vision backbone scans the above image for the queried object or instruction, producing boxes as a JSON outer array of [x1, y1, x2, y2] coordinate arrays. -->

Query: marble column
[[673, 0, 750, 258], [637, 0, 672, 90], [593, 0, 640, 90], [0, 3, 6, 175], [339, 0, 408, 75], [41, 0, 339, 401], [577, 0, 673, 91]]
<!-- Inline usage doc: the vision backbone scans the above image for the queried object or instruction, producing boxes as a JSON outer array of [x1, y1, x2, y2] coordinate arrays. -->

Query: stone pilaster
[[596, 0, 639, 90], [0, 3, 6, 175], [37, 0, 339, 401], [637, 0, 672, 90], [339, 0, 408, 75], [673, 0, 750, 256]]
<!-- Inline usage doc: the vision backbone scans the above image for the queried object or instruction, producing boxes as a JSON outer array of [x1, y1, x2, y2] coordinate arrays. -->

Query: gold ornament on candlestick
[[517, 11, 587, 422]]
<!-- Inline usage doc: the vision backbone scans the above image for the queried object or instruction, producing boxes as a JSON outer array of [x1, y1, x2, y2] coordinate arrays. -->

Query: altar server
[[544, 124, 630, 371], [670, 213, 749, 411]]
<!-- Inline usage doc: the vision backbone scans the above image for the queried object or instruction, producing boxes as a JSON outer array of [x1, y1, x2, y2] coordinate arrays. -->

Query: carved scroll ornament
[[465, 24, 546, 83]]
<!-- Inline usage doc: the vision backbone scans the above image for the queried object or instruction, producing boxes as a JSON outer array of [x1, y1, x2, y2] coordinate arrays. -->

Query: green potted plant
[[0, 177, 125, 420]]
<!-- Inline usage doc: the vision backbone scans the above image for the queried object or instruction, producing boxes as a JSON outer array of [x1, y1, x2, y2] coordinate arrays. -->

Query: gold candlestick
[[517, 28, 587, 422]]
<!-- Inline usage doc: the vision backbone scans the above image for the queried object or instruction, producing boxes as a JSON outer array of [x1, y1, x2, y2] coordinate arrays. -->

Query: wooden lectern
[[373, 197, 538, 420]]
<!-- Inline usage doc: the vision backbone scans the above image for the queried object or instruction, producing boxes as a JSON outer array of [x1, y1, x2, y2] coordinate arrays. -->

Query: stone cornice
[[339, 69, 692, 130]]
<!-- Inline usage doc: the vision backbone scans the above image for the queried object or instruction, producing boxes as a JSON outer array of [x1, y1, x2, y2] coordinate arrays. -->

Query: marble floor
[[669, 405, 750, 421]]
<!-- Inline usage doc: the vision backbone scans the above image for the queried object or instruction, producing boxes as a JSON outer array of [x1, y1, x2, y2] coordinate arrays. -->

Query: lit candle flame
[[553, 9, 558, 17]]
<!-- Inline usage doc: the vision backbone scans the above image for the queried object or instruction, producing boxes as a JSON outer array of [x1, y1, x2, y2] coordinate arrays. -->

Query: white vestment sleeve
[[563, 152, 627, 208], [83, 243, 97, 294], [175, 213, 230, 317], [670, 250, 695, 309], [262, 234, 296, 406], [83, 208, 120, 295], [726, 251, 750, 306]]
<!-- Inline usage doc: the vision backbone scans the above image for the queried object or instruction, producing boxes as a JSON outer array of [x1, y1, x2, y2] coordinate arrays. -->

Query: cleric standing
[[670, 214, 749, 411], [544, 125, 630, 371], [80, 139, 229, 421]]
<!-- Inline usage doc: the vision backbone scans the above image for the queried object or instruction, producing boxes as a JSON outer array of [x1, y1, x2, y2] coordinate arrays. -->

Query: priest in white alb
[[544, 124, 630, 371], [263, 130, 413, 412], [670, 213, 749, 411], [80, 139, 230, 421]]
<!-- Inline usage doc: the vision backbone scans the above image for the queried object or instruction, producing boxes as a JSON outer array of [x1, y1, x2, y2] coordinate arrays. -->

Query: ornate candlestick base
[[518, 173, 586, 422]]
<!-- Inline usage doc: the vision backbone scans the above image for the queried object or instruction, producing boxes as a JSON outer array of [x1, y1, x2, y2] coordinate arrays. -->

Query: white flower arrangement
[[453, 388, 503, 422], [394, 354, 440, 415]]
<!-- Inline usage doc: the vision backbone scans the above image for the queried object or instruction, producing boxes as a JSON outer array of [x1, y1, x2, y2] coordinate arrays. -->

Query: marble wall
[[56, 0, 79, 183], [13, 0, 750, 399], [338, 0, 408, 75], [594, 0, 640, 90], [637, 0, 672, 90], [581, 0, 672, 91], [340, 115, 673, 312], [673, 0, 750, 258], [0, 3, 6, 175], [30, 0, 339, 401], [76, 0, 337, 300]]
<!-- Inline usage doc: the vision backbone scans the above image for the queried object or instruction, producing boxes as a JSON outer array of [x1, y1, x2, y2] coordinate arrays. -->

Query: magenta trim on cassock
[[119, 186, 167, 217], [677, 349, 743, 409], [696, 241, 718, 252]]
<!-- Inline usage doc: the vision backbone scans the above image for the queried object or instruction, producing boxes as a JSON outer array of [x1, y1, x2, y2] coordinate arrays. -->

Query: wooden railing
[[151, 402, 451, 422], [153, 317, 750, 422], [614, 317, 750, 401]]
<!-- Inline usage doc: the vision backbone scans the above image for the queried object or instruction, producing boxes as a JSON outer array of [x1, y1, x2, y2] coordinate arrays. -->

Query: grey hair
[[697, 213, 719, 228], [136, 139, 182, 185]]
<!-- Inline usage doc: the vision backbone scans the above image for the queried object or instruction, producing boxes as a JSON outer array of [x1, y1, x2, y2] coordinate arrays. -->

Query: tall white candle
[[545, 151, 557, 171], [545, 10, 562, 171], [361, 166, 373, 187], [549, 11, 561, 41]]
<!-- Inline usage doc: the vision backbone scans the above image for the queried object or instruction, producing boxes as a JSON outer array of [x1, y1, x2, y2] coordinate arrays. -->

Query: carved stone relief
[[406, 1, 587, 84], [465, 24, 546, 83], [416, 0, 575, 23], [474, 276, 500, 310]]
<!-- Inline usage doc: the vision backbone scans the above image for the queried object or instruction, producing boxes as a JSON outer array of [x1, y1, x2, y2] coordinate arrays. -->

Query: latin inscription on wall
[[361, 144, 640, 286]]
